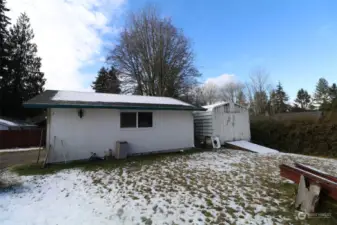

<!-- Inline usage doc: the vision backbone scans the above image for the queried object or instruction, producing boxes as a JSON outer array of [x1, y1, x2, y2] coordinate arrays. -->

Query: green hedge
[[250, 120, 337, 157]]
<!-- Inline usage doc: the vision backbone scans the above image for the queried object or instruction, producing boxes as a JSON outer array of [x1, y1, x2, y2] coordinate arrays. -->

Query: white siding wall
[[232, 111, 251, 141], [48, 108, 194, 163], [213, 112, 233, 142]]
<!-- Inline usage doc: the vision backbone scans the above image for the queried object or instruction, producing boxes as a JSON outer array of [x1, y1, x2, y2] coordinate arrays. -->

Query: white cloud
[[7, 0, 125, 91], [99, 56, 106, 62], [205, 74, 236, 86]]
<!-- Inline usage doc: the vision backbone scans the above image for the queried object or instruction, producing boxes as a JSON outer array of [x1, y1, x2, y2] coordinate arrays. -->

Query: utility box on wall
[[115, 141, 128, 159]]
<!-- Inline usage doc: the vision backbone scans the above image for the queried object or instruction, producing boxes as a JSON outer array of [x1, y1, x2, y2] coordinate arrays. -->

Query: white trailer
[[194, 102, 251, 144]]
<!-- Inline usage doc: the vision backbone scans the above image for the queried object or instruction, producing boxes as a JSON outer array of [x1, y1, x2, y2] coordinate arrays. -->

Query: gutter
[[23, 103, 207, 111]]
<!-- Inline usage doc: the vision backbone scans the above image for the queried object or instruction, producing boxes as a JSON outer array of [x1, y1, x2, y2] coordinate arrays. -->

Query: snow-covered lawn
[[1, 149, 337, 225]]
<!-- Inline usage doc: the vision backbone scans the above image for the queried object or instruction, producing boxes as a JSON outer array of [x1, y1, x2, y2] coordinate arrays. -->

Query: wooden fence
[[0, 129, 45, 149]]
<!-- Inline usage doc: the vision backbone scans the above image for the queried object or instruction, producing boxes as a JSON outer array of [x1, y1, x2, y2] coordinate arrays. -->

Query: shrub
[[250, 119, 337, 157]]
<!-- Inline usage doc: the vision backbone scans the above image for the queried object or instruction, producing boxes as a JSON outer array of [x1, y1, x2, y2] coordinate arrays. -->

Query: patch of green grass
[[131, 195, 139, 200], [12, 161, 90, 175], [205, 198, 214, 207], [92, 177, 103, 185], [201, 210, 212, 217], [213, 206, 223, 211], [11, 148, 204, 176], [141, 216, 152, 225], [226, 207, 236, 216]]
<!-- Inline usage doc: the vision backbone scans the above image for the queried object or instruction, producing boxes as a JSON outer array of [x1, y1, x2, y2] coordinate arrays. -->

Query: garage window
[[120, 112, 137, 128], [138, 112, 153, 128]]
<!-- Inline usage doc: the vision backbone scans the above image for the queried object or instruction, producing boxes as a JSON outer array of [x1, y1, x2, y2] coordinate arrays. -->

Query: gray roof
[[24, 90, 206, 111]]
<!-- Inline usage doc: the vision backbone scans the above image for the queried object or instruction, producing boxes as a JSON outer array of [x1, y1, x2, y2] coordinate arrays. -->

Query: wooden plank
[[295, 163, 337, 183], [280, 164, 337, 201]]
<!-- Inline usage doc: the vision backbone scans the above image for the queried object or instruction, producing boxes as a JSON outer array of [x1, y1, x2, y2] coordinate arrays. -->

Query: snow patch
[[2, 149, 337, 224], [52, 90, 192, 106]]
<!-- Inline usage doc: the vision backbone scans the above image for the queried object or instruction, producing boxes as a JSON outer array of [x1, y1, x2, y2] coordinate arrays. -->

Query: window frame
[[120, 111, 154, 129], [137, 112, 153, 128], [120, 112, 137, 128]]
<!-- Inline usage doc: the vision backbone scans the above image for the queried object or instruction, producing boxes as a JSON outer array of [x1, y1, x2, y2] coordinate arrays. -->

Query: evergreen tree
[[0, 0, 10, 72], [92, 66, 121, 94], [322, 83, 337, 110], [4, 13, 45, 117], [295, 88, 311, 109], [0, 0, 11, 116], [291, 103, 306, 112], [270, 82, 289, 113], [269, 90, 277, 114], [329, 83, 337, 101], [314, 78, 329, 107]]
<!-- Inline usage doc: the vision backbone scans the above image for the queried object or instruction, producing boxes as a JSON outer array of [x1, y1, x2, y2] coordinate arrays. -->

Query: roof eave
[[23, 103, 206, 111]]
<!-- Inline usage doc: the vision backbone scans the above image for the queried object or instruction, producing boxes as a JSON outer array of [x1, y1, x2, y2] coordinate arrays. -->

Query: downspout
[[46, 108, 51, 162]]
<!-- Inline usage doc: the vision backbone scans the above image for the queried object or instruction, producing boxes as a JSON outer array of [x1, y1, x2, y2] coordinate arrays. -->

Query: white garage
[[24, 90, 205, 163], [193, 102, 251, 144]]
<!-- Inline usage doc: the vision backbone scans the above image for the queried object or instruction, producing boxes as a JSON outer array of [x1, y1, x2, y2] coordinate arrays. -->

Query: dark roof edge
[[23, 103, 206, 111]]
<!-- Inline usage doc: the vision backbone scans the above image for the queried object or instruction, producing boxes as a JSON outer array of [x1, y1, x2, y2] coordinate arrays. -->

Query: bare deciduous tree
[[184, 86, 207, 106], [107, 6, 200, 97], [219, 81, 245, 103], [236, 90, 247, 106], [246, 68, 272, 115], [201, 82, 219, 104]]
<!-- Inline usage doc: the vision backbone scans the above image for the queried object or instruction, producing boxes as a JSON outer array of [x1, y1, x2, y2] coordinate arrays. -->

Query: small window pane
[[120, 112, 136, 128], [138, 112, 153, 128]]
